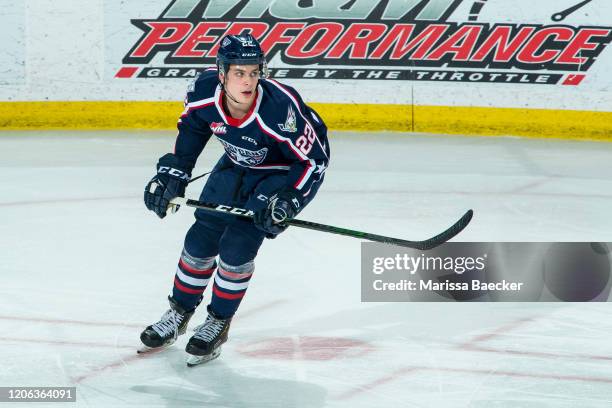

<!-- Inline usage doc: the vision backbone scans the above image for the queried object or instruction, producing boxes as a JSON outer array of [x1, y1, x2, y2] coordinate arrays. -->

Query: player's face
[[221, 65, 260, 105]]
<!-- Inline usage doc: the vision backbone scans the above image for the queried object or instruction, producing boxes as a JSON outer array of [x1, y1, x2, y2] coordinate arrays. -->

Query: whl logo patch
[[210, 122, 227, 135], [217, 138, 268, 167]]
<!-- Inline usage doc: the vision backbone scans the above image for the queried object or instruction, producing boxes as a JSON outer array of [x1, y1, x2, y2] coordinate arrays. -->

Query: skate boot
[[138, 296, 195, 353], [185, 307, 232, 366]]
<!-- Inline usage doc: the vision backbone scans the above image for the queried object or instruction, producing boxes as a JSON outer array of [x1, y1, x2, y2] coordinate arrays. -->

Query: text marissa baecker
[[371, 254, 525, 292], [373, 279, 524, 292], [372, 254, 486, 275]]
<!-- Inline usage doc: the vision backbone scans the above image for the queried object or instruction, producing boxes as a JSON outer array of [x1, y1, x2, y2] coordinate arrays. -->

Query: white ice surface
[[1, 131, 612, 407]]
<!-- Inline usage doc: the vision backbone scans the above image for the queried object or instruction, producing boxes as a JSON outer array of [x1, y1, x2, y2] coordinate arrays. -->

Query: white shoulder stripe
[[214, 85, 229, 123], [187, 97, 215, 109]]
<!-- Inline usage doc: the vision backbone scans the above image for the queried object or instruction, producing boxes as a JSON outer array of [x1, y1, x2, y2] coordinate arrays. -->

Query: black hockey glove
[[253, 189, 301, 236], [144, 153, 191, 219]]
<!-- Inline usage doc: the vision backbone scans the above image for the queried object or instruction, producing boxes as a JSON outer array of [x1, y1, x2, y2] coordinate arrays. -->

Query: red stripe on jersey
[[294, 161, 314, 189], [213, 285, 246, 300], [174, 278, 206, 294], [179, 259, 215, 276]]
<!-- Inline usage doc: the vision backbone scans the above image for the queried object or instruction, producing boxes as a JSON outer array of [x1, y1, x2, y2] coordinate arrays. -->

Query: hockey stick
[[188, 163, 235, 185], [188, 171, 212, 184], [169, 197, 473, 250]]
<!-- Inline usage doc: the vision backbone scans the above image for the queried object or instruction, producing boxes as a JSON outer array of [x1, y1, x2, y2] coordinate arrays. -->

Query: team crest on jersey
[[218, 138, 268, 166], [278, 105, 297, 133], [210, 122, 227, 135]]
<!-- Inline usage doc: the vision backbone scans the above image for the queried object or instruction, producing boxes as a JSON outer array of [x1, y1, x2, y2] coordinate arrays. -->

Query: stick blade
[[412, 209, 474, 250]]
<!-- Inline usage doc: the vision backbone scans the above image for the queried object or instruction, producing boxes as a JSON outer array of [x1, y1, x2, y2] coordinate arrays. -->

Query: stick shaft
[[169, 197, 473, 250]]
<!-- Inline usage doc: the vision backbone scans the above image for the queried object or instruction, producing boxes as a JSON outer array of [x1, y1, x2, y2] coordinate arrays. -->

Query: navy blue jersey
[[174, 68, 330, 204]]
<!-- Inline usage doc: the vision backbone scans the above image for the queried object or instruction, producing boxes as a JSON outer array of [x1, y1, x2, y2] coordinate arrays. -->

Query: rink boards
[[1, 102, 611, 141]]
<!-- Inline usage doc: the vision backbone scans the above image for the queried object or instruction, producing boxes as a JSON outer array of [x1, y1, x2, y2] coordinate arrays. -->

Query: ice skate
[[185, 308, 232, 366], [138, 296, 194, 353]]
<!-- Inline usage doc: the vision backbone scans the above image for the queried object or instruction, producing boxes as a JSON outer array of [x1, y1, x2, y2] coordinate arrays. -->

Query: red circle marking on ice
[[237, 336, 373, 361]]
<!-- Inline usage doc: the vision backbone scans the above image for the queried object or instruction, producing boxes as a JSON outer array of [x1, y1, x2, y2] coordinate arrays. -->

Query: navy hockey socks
[[210, 259, 254, 319]]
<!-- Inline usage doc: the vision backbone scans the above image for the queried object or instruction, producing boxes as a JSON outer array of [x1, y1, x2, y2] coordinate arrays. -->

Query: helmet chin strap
[[225, 90, 246, 105], [221, 75, 249, 105]]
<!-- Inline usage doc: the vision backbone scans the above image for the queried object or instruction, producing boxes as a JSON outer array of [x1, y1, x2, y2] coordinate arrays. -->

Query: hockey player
[[140, 34, 330, 365]]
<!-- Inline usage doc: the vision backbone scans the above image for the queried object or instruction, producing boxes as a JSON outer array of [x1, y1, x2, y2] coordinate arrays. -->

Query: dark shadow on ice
[[130, 360, 327, 408]]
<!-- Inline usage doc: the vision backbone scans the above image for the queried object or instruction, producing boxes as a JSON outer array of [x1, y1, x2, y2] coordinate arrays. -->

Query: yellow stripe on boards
[[0, 102, 182, 130], [413, 106, 612, 141], [0, 101, 610, 141], [310, 103, 412, 132]]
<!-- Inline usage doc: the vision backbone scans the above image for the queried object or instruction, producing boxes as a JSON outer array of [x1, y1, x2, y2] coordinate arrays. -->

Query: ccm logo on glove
[[158, 166, 191, 181]]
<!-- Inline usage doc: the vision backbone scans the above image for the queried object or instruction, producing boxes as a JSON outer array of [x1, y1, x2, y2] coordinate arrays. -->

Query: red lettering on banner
[[207, 22, 270, 57], [472, 26, 535, 62], [326, 23, 388, 59], [370, 24, 414, 59], [260, 23, 307, 54], [407, 25, 450, 60], [426, 25, 482, 61], [562, 74, 585, 85], [115, 67, 139, 78], [130, 22, 193, 58], [286, 23, 344, 59], [173, 22, 229, 58], [122, 14, 612, 76], [373, 24, 449, 60], [556, 28, 612, 65], [517, 27, 575, 64]]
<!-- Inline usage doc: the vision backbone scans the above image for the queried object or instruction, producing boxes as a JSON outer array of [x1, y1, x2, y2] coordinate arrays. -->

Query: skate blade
[[137, 340, 176, 354], [137, 345, 158, 354], [186, 348, 222, 367]]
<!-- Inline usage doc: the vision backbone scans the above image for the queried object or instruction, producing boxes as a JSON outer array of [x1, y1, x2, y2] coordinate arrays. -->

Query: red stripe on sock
[[213, 285, 245, 300], [179, 258, 215, 275], [218, 266, 253, 280], [174, 277, 206, 295]]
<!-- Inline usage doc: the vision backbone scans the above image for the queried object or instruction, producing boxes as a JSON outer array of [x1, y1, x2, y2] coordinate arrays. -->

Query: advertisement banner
[[110, 0, 612, 88]]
